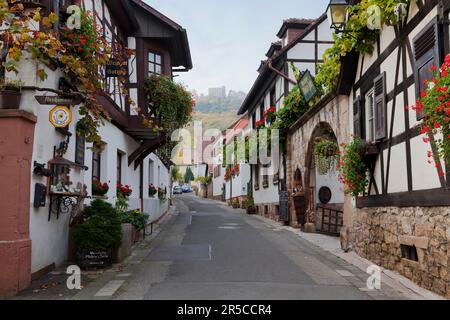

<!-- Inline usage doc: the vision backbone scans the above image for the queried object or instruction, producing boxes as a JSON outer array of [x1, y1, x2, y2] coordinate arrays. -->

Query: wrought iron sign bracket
[[48, 193, 79, 221]]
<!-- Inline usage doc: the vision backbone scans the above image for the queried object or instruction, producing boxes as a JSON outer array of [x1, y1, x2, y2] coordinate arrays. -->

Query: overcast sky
[[146, 0, 329, 95]]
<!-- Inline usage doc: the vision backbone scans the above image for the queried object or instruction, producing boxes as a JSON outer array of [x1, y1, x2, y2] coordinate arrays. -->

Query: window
[[413, 18, 442, 120], [254, 165, 260, 190], [252, 113, 256, 129], [148, 51, 163, 75], [259, 101, 264, 120], [117, 152, 123, 185], [270, 88, 276, 107], [149, 160, 155, 184], [365, 89, 375, 142], [75, 128, 86, 165], [353, 96, 362, 138], [92, 151, 101, 180], [401, 245, 418, 262]]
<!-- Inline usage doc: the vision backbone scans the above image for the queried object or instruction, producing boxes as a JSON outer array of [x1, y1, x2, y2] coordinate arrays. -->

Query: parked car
[[182, 184, 191, 193], [173, 186, 182, 195]]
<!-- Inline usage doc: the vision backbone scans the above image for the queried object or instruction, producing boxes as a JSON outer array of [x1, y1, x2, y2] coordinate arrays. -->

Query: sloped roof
[[238, 13, 327, 115], [276, 18, 316, 38]]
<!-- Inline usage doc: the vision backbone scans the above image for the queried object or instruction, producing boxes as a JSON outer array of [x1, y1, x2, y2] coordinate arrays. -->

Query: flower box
[[0, 90, 21, 109]]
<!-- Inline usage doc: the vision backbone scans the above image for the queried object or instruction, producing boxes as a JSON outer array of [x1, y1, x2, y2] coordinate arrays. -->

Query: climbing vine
[[0, 2, 135, 146], [316, 0, 408, 92]]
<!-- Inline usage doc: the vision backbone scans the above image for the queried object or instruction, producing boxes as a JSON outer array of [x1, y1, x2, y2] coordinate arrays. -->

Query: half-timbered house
[[340, 0, 450, 297], [0, 0, 192, 297], [238, 15, 334, 225]]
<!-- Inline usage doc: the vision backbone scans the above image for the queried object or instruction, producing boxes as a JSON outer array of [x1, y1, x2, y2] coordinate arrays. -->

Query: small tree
[[184, 166, 195, 183]]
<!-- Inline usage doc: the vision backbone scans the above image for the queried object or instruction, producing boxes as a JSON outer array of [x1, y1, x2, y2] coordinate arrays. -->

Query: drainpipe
[[267, 59, 297, 85]]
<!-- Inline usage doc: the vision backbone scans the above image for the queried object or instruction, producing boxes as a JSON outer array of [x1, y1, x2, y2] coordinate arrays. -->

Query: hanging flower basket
[[314, 138, 339, 175], [148, 184, 157, 197]]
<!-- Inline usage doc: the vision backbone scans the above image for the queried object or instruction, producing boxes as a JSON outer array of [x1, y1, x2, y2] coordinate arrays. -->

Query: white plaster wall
[[225, 164, 250, 200], [350, 4, 443, 196], [315, 170, 344, 205]]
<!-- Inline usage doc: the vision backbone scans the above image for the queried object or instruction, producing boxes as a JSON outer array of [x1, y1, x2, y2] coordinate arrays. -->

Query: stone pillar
[[0, 110, 36, 298]]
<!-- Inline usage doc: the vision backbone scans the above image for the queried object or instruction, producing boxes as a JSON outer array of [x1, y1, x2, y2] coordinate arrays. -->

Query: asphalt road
[[114, 194, 405, 300]]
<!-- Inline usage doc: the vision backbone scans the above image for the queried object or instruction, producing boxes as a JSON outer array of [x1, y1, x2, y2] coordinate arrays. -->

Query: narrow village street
[[2, 0, 450, 305], [61, 194, 406, 300]]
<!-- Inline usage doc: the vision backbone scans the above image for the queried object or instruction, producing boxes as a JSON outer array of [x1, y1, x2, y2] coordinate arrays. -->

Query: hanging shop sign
[[49, 106, 72, 128], [299, 70, 318, 102], [105, 59, 128, 78], [35, 95, 82, 106]]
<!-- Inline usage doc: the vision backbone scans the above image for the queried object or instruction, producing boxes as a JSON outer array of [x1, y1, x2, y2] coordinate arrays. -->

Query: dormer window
[[148, 51, 163, 75]]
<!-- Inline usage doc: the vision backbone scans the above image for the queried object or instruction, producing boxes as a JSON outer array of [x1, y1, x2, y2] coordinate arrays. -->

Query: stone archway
[[304, 122, 343, 233]]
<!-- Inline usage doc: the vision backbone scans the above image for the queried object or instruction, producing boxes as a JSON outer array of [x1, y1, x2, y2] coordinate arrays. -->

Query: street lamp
[[327, 0, 350, 33]]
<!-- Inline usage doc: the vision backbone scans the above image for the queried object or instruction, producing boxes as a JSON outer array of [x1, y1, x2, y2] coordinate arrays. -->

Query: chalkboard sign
[[75, 132, 85, 165], [279, 190, 289, 222]]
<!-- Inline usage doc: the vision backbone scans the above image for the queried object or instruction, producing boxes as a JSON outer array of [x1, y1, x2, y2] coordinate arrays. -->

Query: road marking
[[223, 223, 241, 226], [218, 226, 241, 230], [336, 269, 354, 277], [209, 245, 212, 260], [117, 273, 131, 278], [94, 280, 125, 297]]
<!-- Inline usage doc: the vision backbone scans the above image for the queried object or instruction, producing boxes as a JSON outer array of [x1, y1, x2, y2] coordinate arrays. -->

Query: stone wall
[[352, 206, 450, 298], [255, 203, 280, 223], [286, 95, 350, 228]]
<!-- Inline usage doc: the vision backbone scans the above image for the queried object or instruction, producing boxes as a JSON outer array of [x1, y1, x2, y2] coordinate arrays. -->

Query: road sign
[[49, 106, 72, 128], [35, 95, 82, 106]]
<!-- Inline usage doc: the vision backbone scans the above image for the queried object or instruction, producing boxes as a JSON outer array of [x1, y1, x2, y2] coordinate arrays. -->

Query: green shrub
[[72, 200, 122, 251], [120, 209, 150, 231]]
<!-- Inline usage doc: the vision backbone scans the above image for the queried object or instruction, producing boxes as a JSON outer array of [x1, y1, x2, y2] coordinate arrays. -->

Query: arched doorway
[[304, 122, 344, 235], [291, 168, 306, 226]]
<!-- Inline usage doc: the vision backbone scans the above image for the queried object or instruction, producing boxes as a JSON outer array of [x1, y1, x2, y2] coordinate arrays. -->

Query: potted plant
[[256, 119, 266, 129], [246, 196, 256, 215], [264, 106, 277, 124], [232, 199, 240, 209], [117, 183, 132, 198], [119, 209, 149, 243], [158, 186, 167, 201], [148, 184, 157, 198], [314, 138, 339, 175], [337, 137, 369, 197], [92, 178, 109, 197], [0, 79, 24, 109], [72, 200, 122, 269]]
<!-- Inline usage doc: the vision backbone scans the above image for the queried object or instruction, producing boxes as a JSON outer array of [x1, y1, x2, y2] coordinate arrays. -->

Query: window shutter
[[413, 19, 442, 120], [374, 72, 387, 141], [353, 96, 362, 138]]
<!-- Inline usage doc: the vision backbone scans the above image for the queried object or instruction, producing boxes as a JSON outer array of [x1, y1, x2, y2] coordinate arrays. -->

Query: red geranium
[[415, 53, 450, 164], [117, 183, 133, 197], [92, 179, 109, 196]]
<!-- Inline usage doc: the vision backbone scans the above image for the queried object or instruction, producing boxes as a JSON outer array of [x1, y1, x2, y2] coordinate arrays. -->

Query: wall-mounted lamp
[[327, 0, 350, 33]]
